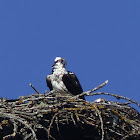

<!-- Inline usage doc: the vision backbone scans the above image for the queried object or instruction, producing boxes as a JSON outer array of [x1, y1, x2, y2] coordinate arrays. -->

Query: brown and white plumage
[[46, 57, 85, 100]]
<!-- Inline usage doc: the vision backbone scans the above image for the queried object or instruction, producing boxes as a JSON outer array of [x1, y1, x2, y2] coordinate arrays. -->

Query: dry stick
[[71, 113, 76, 125], [109, 129, 122, 136], [75, 80, 108, 99], [48, 113, 58, 140], [29, 83, 41, 94], [0, 113, 37, 140], [76, 80, 140, 109], [75, 111, 80, 122], [4, 120, 17, 139], [94, 105, 104, 140], [90, 92, 140, 108], [87, 80, 109, 94], [55, 116, 60, 132]]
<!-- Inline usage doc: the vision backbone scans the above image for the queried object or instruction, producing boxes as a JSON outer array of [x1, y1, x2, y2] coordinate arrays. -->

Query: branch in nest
[[29, 83, 41, 94], [0, 80, 139, 140]]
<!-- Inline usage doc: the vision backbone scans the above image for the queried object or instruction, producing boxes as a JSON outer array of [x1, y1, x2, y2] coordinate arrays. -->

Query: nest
[[0, 81, 140, 140]]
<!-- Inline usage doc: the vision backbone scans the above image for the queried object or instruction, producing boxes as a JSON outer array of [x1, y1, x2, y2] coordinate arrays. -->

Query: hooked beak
[[52, 64, 55, 69], [52, 62, 56, 69]]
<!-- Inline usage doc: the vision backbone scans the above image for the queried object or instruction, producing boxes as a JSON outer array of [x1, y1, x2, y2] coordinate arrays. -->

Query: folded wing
[[62, 72, 85, 100]]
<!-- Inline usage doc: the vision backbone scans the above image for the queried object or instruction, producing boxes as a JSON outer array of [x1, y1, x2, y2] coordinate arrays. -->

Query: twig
[[48, 113, 58, 140], [86, 80, 108, 94], [3, 119, 17, 140], [74, 80, 108, 99], [90, 92, 140, 108], [108, 128, 122, 136], [71, 113, 76, 125], [29, 83, 41, 94], [55, 116, 60, 131], [94, 105, 104, 140], [0, 113, 37, 140]]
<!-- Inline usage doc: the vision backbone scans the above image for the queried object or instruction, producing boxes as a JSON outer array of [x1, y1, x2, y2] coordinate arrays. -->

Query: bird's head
[[52, 57, 67, 69]]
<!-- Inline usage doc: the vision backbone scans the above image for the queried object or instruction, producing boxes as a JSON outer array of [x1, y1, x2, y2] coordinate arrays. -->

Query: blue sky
[[0, 1, 140, 111]]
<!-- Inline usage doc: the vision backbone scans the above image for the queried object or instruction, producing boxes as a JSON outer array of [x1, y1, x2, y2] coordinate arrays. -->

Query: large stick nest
[[0, 81, 140, 140]]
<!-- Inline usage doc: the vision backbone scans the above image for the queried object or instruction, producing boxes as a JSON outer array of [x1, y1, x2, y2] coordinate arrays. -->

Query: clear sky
[[0, 1, 140, 111]]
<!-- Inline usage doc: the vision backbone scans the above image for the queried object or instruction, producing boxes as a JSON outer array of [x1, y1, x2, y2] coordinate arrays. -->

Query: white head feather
[[52, 57, 66, 69], [54, 57, 62, 62]]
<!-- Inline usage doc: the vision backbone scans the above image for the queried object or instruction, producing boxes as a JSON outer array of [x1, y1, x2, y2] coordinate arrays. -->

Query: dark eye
[[61, 59, 64, 63]]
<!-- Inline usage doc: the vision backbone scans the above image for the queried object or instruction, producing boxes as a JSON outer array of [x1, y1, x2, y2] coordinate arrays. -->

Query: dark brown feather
[[46, 76, 53, 91], [62, 72, 85, 100]]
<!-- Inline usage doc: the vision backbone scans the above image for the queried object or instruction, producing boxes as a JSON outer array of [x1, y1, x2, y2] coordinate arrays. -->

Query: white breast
[[49, 68, 68, 94]]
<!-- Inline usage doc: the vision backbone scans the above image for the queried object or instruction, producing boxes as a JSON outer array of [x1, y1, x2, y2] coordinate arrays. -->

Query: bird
[[93, 98, 106, 103], [46, 57, 85, 100]]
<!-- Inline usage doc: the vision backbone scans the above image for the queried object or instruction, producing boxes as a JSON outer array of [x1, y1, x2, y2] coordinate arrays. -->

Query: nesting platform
[[0, 89, 140, 140]]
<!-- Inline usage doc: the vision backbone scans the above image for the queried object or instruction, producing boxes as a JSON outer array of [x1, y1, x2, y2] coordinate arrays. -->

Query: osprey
[[46, 57, 85, 100]]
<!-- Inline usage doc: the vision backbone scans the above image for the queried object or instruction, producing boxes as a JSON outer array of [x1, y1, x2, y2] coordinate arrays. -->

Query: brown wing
[[62, 72, 85, 100], [46, 76, 53, 91]]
